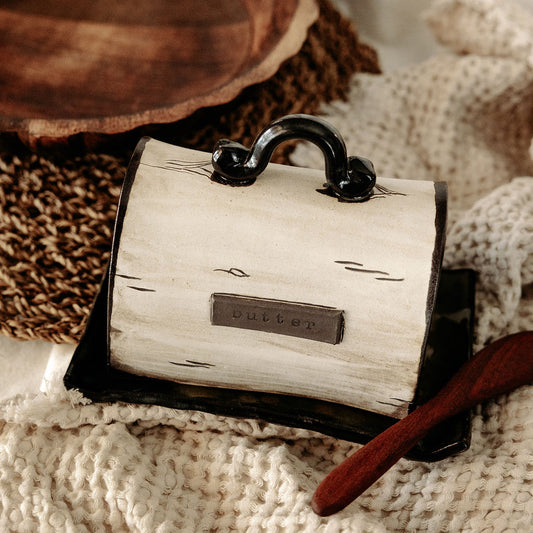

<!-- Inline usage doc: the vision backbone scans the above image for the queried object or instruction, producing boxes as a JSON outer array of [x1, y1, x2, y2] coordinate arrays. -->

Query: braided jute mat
[[0, 0, 380, 344]]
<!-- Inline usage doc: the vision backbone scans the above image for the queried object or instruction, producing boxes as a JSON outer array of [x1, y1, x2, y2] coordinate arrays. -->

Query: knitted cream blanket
[[1, 0, 532, 531]]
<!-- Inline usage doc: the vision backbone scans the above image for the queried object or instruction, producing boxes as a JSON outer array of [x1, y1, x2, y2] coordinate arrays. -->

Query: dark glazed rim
[[415, 181, 448, 397], [107, 136, 149, 364]]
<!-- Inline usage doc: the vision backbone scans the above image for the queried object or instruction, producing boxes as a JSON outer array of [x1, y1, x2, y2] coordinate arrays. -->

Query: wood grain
[[0, 0, 318, 148], [312, 331, 533, 516]]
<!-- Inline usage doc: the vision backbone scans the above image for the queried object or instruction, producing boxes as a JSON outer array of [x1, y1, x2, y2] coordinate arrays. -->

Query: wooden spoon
[[312, 331, 533, 517]]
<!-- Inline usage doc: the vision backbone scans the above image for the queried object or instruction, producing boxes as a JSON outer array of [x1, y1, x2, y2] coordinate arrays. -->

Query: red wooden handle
[[312, 403, 432, 516], [312, 332, 533, 516]]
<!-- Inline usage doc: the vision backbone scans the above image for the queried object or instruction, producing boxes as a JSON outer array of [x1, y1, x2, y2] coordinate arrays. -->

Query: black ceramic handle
[[211, 114, 376, 202]]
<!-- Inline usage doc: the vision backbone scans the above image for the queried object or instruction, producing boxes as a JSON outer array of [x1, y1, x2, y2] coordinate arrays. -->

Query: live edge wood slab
[[0, 0, 317, 149]]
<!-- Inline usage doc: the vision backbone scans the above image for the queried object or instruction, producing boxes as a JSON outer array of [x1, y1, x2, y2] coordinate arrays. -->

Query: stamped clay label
[[210, 293, 344, 344]]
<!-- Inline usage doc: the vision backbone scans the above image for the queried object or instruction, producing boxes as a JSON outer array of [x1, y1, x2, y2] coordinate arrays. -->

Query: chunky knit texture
[[1, 1, 533, 531]]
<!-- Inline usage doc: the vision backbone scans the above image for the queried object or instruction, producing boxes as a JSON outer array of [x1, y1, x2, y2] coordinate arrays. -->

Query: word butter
[[211, 293, 344, 344]]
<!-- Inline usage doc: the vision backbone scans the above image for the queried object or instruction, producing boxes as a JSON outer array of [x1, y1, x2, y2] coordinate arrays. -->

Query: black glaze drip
[[211, 114, 376, 202]]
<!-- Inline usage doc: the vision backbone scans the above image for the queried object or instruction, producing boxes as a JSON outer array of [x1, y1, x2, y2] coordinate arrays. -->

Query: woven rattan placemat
[[0, 0, 380, 344]]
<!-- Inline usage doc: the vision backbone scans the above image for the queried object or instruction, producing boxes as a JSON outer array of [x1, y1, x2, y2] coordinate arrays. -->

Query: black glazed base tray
[[64, 268, 476, 462]]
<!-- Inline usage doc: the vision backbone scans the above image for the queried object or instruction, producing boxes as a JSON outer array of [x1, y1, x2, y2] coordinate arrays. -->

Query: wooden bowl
[[0, 0, 318, 149]]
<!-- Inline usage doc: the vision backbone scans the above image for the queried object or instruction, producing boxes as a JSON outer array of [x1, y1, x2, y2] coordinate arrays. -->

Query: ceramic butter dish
[[65, 115, 475, 460]]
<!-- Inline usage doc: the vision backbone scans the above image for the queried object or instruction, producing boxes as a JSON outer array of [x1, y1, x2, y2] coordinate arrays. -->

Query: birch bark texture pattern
[[109, 138, 446, 418]]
